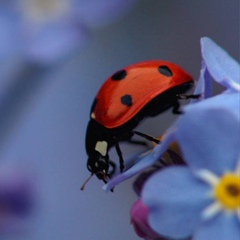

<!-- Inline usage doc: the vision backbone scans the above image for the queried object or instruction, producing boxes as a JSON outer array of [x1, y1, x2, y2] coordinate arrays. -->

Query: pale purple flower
[[0, 0, 138, 64]]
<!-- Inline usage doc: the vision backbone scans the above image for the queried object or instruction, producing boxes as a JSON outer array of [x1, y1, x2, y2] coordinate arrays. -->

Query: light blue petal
[[177, 93, 240, 175], [142, 167, 211, 239], [201, 37, 240, 87], [185, 92, 240, 118], [191, 60, 213, 104], [195, 212, 240, 240], [103, 130, 176, 191], [103, 151, 155, 191]]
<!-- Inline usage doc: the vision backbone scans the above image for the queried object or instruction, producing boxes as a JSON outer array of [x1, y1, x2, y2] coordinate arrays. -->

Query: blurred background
[[0, 0, 239, 239]]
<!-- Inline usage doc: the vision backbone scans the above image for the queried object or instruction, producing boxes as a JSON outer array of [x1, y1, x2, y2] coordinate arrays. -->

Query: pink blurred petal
[[131, 199, 163, 239]]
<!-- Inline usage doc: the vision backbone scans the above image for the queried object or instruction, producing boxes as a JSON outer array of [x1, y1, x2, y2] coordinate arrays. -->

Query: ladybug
[[81, 60, 198, 189]]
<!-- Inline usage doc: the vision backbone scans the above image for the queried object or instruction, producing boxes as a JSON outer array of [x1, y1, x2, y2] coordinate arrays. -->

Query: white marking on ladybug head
[[91, 112, 96, 119], [95, 141, 108, 156]]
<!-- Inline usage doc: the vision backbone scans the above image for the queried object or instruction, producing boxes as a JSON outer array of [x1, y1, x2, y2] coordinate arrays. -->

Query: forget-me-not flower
[[142, 92, 240, 240]]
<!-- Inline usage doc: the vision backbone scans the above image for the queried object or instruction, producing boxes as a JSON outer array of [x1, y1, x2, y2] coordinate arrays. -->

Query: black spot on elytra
[[158, 66, 173, 77], [121, 94, 132, 106], [111, 69, 127, 80]]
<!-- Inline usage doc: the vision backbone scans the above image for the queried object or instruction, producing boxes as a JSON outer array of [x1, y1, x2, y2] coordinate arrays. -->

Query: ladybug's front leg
[[115, 141, 125, 172], [108, 161, 116, 178], [107, 161, 116, 193]]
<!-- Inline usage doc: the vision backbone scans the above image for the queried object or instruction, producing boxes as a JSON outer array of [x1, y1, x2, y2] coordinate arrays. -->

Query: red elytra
[[92, 60, 193, 129]]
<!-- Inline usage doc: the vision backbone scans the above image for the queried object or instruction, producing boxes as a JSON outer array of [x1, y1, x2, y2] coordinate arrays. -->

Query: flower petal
[[103, 130, 176, 191], [133, 168, 160, 196], [195, 212, 240, 240], [130, 199, 160, 239], [201, 37, 240, 88], [142, 166, 212, 239], [177, 93, 240, 175], [191, 60, 213, 103]]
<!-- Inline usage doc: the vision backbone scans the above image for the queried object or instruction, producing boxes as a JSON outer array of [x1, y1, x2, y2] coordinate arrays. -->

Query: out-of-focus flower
[[0, 0, 138, 64], [103, 37, 240, 191], [131, 142, 190, 240], [0, 163, 34, 233], [142, 93, 240, 240], [131, 199, 167, 240]]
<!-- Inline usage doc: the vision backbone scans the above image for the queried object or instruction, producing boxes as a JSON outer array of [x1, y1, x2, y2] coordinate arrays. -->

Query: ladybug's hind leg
[[127, 139, 148, 146], [133, 131, 160, 144], [173, 94, 201, 114], [172, 101, 182, 114], [177, 94, 201, 100]]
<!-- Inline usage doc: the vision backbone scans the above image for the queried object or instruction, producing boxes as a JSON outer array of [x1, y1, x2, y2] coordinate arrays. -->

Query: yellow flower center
[[214, 173, 240, 210]]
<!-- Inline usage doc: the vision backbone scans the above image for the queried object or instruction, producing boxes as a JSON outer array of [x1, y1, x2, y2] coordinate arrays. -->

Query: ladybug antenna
[[80, 173, 94, 191]]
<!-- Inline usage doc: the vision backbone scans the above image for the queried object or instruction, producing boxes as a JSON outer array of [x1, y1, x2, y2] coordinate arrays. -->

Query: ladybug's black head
[[87, 152, 109, 182]]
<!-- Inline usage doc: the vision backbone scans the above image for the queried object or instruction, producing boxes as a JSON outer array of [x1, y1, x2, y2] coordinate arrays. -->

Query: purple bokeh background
[[0, 1, 239, 239]]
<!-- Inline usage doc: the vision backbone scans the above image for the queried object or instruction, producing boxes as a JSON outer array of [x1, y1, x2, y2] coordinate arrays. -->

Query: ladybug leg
[[108, 161, 116, 177], [133, 131, 160, 144], [115, 141, 125, 172], [173, 94, 201, 114], [177, 94, 201, 100], [127, 139, 148, 146], [108, 161, 116, 192], [172, 101, 182, 114]]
